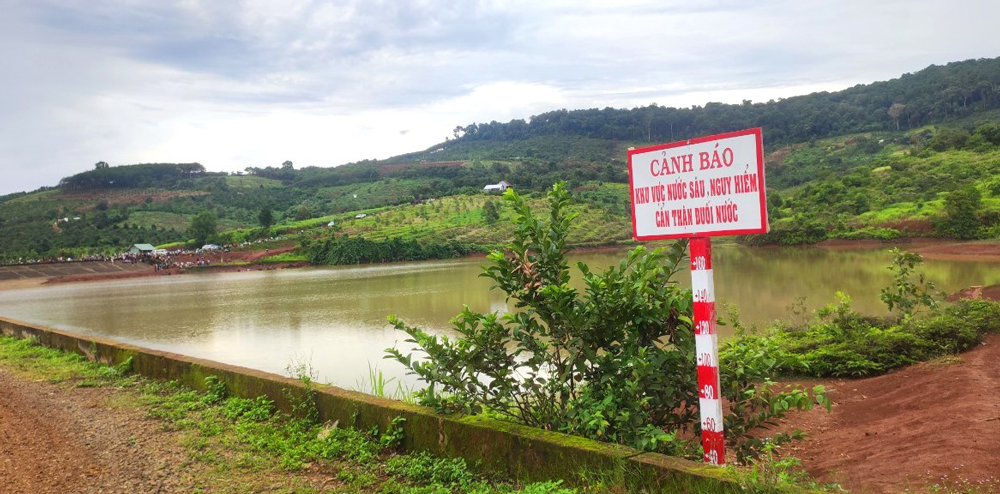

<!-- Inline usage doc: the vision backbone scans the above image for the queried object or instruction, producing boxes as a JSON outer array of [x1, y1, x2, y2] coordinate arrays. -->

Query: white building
[[483, 181, 511, 192]]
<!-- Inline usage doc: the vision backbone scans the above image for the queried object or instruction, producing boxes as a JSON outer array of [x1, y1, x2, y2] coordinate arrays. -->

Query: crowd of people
[[0, 235, 288, 268], [1, 247, 219, 269]]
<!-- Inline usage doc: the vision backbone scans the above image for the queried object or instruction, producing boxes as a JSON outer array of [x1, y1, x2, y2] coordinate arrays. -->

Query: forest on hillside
[[445, 57, 1000, 147]]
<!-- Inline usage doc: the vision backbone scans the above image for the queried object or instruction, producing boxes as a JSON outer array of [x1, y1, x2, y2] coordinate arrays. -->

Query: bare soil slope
[[783, 334, 1000, 493]]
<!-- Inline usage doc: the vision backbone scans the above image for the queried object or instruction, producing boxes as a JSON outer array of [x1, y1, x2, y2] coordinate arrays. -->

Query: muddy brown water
[[0, 245, 998, 389]]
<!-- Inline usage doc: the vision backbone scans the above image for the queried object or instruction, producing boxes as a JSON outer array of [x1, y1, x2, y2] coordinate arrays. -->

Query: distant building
[[484, 181, 511, 193], [129, 243, 156, 255]]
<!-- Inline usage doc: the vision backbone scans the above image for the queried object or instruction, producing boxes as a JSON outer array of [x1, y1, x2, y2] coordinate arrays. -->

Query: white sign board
[[628, 128, 768, 240]]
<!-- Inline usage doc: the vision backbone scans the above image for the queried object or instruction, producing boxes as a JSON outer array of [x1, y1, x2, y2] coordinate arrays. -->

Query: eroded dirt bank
[[780, 334, 1000, 493]]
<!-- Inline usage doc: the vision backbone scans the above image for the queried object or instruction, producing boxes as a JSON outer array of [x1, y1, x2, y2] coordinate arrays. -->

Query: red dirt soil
[[909, 240, 1000, 262], [778, 334, 1000, 493]]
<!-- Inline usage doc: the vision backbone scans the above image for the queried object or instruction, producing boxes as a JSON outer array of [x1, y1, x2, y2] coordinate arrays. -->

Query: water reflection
[[1, 246, 997, 388]]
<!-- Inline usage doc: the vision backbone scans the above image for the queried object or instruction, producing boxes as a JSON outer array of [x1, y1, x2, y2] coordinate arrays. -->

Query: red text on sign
[[698, 145, 734, 170]]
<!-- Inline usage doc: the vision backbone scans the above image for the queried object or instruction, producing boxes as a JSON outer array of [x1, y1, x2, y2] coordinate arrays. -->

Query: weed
[[222, 396, 274, 421], [384, 451, 475, 489], [355, 363, 414, 401], [201, 375, 228, 405], [285, 355, 318, 384], [729, 445, 844, 493], [379, 416, 407, 450]]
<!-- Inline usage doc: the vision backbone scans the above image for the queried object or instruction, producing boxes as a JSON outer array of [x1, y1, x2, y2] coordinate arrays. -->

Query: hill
[[2, 57, 1000, 261]]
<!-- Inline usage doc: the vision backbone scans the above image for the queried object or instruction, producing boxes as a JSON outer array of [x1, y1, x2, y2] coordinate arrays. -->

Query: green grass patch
[[224, 175, 284, 188], [119, 211, 192, 231], [257, 252, 308, 263]]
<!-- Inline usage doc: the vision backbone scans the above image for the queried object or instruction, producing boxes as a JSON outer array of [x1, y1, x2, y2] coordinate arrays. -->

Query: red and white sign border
[[627, 127, 768, 240]]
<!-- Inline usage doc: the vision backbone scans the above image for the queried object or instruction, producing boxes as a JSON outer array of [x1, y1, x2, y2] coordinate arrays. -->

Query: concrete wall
[[0, 316, 742, 493], [0, 260, 150, 280]]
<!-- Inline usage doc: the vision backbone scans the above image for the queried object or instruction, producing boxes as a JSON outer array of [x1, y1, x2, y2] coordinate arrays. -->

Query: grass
[[224, 175, 285, 188], [0, 335, 626, 493], [120, 211, 192, 231], [856, 199, 943, 224], [258, 251, 309, 263], [354, 363, 414, 402]]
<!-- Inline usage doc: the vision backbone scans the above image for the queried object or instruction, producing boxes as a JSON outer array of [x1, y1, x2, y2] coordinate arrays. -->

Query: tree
[[258, 208, 275, 229], [482, 200, 500, 224], [879, 249, 939, 317], [189, 211, 218, 246], [281, 161, 294, 170], [294, 205, 311, 222], [887, 103, 906, 130], [94, 161, 109, 170], [767, 191, 783, 209], [940, 187, 982, 239]]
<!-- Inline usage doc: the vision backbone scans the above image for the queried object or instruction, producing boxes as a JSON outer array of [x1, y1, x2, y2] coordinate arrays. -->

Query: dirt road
[[0, 370, 195, 493]]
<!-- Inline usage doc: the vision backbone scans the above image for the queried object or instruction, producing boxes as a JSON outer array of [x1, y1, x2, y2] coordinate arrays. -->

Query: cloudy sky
[[2, 0, 998, 195]]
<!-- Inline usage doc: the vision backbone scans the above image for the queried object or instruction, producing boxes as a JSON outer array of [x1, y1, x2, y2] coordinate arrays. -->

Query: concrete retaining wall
[[0, 316, 741, 492]]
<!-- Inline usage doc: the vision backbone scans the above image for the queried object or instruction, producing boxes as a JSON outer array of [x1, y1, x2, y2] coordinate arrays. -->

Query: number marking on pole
[[689, 236, 725, 466]]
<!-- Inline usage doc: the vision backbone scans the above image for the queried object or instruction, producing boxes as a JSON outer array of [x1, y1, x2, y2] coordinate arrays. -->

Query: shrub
[[387, 183, 826, 463], [774, 277, 1000, 378], [942, 298, 1000, 334], [303, 234, 474, 264], [719, 327, 829, 460], [879, 249, 939, 317]]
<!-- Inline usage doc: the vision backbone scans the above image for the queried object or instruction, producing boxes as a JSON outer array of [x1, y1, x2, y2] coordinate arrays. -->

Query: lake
[[1, 244, 997, 390]]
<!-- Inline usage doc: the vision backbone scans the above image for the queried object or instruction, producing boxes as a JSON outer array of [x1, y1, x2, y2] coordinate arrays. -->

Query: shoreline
[[2, 238, 999, 293], [0, 278, 48, 291]]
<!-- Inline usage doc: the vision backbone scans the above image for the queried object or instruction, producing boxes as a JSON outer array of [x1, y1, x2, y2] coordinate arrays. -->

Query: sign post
[[627, 128, 768, 466], [689, 236, 723, 465]]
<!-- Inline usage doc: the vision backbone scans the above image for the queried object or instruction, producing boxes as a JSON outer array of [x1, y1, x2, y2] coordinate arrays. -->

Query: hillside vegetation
[[2, 57, 1000, 261]]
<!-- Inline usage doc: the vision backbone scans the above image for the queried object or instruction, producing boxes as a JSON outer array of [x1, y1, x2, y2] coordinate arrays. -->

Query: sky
[[2, 0, 999, 196]]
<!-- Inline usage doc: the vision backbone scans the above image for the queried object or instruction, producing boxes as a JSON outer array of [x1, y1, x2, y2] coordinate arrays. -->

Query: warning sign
[[628, 128, 768, 240]]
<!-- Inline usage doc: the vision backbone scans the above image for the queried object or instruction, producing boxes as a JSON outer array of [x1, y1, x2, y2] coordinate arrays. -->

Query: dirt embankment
[[908, 240, 1000, 262], [780, 334, 1000, 493]]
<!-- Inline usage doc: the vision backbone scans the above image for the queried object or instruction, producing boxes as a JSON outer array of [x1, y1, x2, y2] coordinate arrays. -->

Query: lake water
[[1, 245, 997, 390]]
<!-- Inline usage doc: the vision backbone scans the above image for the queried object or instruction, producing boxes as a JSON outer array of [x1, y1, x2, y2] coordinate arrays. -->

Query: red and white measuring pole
[[690, 237, 725, 466], [627, 129, 767, 467]]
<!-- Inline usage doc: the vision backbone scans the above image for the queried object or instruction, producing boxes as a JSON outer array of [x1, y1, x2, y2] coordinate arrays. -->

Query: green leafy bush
[[772, 267, 1000, 379], [387, 183, 826, 463], [737, 221, 828, 245], [719, 326, 830, 460], [879, 248, 939, 317]]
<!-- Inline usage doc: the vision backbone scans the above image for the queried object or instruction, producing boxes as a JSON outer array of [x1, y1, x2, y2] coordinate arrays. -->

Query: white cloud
[[2, 0, 1000, 194]]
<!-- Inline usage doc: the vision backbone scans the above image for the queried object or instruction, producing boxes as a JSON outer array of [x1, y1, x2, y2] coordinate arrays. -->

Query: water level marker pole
[[689, 236, 725, 466]]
